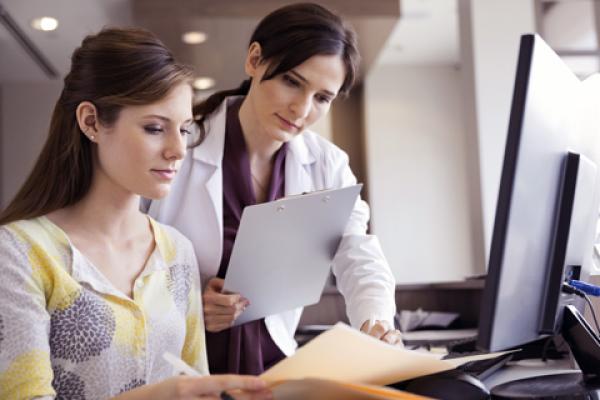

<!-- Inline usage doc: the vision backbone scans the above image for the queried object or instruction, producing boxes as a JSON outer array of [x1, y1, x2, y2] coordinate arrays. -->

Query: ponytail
[[191, 79, 251, 147]]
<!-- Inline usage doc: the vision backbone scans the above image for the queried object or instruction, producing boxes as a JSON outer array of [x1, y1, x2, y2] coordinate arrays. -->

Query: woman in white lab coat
[[147, 2, 400, 374]]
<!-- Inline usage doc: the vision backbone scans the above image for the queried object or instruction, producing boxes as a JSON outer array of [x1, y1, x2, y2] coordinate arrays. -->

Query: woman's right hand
[[203, 277, 249, 332], [115, 375, 272, 400]]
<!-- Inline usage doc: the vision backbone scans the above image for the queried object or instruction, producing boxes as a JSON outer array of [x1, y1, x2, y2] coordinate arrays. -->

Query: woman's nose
[[164, 131, 186, 160], [290, 94, 311, 119]]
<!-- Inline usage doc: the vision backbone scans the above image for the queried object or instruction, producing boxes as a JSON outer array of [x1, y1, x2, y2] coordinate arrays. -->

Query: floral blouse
[[0, 216, 208, 399]]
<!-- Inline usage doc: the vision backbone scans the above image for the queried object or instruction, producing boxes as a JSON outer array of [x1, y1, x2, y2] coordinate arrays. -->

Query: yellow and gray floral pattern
[[0, 216, 208, 399]]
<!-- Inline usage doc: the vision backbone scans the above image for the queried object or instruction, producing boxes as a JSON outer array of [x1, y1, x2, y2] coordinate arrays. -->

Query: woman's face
[[92, 82, 193, 200], [245, 48, 346, 143]]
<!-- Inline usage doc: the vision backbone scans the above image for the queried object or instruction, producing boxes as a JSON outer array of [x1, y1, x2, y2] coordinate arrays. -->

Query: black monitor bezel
[[477, 34, 534, 351]]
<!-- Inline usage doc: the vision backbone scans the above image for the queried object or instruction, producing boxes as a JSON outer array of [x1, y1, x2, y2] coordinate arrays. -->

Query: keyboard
[[401, 329, 478, 348]]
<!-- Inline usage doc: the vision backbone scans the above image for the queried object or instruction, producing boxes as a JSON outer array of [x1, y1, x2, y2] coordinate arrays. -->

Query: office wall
[[459, 0, 536, 256], [364, 65, 476, 284], [1, 82, 61, 208], [330, 84, 369, 201]]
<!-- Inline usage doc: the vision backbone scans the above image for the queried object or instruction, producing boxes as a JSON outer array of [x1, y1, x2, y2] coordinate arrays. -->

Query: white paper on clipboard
[[223, 184, 362, 326]]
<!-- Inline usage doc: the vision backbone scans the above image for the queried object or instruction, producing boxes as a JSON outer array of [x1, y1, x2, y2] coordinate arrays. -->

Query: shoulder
[[0, 217, 72, 288], [295, 130, 350, 166], [1, 217, 42, 236], [0, 222, 24, 255], [300, 129, 343, 152], [0, 217, 66, 254]]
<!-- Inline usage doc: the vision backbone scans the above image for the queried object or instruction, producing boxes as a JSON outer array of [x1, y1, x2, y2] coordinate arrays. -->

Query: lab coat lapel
[[191, 100, 229, 253], [285, 133, 317, 195]]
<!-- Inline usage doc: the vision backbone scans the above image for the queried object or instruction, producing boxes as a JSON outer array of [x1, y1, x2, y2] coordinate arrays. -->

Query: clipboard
[[223, 184, 362, 325]]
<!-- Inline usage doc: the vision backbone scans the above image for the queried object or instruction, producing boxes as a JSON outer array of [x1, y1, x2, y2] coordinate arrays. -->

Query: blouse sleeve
[[179, 238, 210, 376], [0, 226, 55, 399]]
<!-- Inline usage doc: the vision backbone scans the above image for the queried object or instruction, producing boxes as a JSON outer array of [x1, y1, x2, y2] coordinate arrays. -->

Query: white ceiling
[[1, 0, 463, 88], [542, 0, 600, 78], [2, 1, 597, 85], [0, 14, 46, 81], [377, 0, 460, 67], [0, 0, 133, 81]]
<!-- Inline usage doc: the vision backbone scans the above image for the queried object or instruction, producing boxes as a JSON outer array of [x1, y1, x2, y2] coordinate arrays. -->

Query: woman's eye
[[180, 128, 192, 136], [144, 125, 164, 134], [283, 75, 301, 87], [315, 94, 332, 104]]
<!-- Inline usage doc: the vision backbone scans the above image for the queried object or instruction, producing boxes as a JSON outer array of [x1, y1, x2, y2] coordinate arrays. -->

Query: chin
[[271, 128, 299, 143], [141, 185, 171, 200]]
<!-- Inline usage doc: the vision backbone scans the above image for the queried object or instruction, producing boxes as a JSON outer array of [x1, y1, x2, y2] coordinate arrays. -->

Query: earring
[[89, 134, 96, 141]]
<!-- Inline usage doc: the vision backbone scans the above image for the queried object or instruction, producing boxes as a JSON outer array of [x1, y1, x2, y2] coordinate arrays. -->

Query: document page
[[270, 378, 428, 400], [261, 323, 513, 386]]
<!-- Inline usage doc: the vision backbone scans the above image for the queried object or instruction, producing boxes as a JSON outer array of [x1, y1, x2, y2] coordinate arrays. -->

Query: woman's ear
[[244, 42, 263, 78], [76, 101, 99, 142]]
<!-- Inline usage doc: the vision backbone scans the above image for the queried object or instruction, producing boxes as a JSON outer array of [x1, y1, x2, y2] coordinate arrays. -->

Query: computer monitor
[[476, 34, 600, 395]]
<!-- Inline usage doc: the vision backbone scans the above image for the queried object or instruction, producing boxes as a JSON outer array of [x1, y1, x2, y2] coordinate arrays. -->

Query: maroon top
[[205, 99, 287, 374]]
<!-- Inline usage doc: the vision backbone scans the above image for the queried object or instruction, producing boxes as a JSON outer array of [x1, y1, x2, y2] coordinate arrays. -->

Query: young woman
[[147, 3, 402, 375], [0, 28, 270, 400]]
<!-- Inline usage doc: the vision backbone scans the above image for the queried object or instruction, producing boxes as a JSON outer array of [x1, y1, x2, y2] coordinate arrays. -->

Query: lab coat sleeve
[[326, 148, 397, 330]]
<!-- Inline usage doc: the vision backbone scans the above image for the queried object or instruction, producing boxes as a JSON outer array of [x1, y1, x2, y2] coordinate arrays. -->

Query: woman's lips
[[151, 169, 177, 180], [276, 114, 300, 131]]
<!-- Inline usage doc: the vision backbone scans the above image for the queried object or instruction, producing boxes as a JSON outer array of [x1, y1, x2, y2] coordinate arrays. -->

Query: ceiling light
[[193, 77, 215, 90], [31, 17, 59, 32], [182, 31, 207, 44]]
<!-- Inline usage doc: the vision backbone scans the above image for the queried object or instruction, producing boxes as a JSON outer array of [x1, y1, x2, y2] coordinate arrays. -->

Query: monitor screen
[[477, 34, 600, 353]]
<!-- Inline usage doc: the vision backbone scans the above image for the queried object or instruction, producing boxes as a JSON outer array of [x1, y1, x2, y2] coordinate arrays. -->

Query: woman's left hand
[[360, 319, 404, 347]]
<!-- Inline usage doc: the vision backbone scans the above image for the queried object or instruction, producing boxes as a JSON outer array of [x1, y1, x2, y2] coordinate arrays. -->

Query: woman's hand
[[360, 319, 404, 347], [203, 277, 249, 332], [114, 375, 272, 400], [166, 375, 272, 400]]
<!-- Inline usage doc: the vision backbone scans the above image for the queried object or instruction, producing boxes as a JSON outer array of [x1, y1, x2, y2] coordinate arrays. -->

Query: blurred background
[[1, 0, 598, 284]]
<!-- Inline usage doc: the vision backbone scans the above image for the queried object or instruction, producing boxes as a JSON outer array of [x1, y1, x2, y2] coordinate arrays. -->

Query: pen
[[163, 351, 201, 376]]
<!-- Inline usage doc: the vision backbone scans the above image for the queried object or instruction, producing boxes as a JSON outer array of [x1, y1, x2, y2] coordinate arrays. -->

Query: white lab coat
[[147, 97, 396, 356]]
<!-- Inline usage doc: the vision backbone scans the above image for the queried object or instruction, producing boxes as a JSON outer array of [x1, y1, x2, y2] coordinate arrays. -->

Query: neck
[[50, 170, 146, 241], [238, 96, 282, 165]]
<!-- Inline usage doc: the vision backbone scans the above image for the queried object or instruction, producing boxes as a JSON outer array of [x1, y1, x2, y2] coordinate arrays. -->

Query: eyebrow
[[143, 114, 194, 124], [289, 70, 337, 98]]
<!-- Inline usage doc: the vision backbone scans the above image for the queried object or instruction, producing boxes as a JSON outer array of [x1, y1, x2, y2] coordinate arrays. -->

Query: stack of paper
[[261, 323, 511, 399]]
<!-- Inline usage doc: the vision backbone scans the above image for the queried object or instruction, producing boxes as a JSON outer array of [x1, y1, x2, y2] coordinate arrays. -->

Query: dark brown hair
[[192, 2, 360, 145], [0, 27, 193, 225]]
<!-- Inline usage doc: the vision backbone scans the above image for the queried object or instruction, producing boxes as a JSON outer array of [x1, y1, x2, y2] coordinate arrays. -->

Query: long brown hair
[[0, 27, 193, 225], [192, 2, 360, 146]]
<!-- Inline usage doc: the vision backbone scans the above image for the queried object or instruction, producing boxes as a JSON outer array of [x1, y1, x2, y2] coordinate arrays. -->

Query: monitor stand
[[491, 305, 600, 399]]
